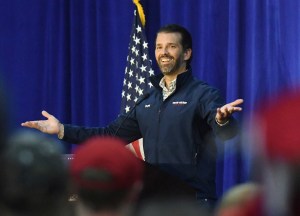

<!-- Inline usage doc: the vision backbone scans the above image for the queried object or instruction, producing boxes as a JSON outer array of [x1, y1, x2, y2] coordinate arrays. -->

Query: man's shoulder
[[190, 77, 218, 91]]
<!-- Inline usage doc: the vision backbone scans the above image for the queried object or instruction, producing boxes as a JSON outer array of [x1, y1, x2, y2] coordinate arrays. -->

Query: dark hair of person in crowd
[[0, 130, 69, 216]]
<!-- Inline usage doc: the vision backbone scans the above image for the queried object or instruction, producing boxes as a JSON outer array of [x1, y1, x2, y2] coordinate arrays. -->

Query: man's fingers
[[229, 99, 244, 107], [217, 108, 224, 116], [41, 110, 52, 119], [21, 121, 39, 128], [21, 121, 31, 127], [218, 105, 242, 115], [234, 107, 243, 111], [228, 106, 242, 113]]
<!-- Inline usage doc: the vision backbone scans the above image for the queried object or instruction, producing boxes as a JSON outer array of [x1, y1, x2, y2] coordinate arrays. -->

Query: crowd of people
[[0, 130, 211, 216]]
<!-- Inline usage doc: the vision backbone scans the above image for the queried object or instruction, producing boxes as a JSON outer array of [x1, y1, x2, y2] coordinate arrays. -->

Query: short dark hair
[[0, 131, 68, 216], [78, 188, 129, 211], [157, 24, 193, 67]]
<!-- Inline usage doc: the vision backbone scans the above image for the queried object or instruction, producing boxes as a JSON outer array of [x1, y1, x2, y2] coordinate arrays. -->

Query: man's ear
[[184, 48, 192, 61]]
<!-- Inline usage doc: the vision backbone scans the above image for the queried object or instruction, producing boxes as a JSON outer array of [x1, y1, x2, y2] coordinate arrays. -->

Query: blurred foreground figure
[[70, 136, 144, 216], [134, 197, 210, 216], [0, 131, 69, 216], [230, 89, 300, 216], [253, 89, 300, 216], [214, 182, 261, 216]]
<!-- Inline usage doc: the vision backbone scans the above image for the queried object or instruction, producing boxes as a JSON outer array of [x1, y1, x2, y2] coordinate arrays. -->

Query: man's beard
[[157, 54, 184, 75]]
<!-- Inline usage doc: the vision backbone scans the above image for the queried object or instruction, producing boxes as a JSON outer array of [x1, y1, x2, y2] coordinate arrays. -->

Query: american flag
[[121, 8, 154, 160]]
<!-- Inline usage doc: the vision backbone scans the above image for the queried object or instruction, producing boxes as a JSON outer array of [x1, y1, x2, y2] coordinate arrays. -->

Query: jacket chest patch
[[172, 101, 188, 106]]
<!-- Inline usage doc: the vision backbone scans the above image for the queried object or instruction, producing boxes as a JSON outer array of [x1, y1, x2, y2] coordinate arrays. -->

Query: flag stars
[[138, 76, 145, 84], [140, 64, 147, 72], [126, 93, 131, 101], [142, 53, 147, 61], [148, 68, 155, 76], [131, 46, 136, 53], [125, 105, 130, 113], [135, 85, 140, 92], [134, 37, 141, 45], [138, 89, 143, 96], [148, 82, 153, 88], [134, 49, 139, 56], [143, 41, 148, 49], [121, 12, 154, 116], [127, 81, 132, 89], [130, 58, 135, 65], [129, 69, 133, 77], [136, 25, 142, 33]]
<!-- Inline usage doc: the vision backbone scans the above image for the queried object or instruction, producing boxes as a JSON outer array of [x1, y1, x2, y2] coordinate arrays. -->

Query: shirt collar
[[159, 77, 177, 90], [159, 77, 177, 100]]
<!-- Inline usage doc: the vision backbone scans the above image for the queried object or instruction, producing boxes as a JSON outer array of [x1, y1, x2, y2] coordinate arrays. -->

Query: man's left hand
[[216, 99, 244, 124]]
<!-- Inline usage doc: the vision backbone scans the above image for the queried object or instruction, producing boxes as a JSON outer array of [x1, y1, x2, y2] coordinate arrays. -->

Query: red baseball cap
[[70, 136, 144, 191], [256, 90, 300, 164]]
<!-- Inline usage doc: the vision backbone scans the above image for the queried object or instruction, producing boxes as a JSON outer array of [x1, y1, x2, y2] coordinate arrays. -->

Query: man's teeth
[[161, 58, 172, 62]]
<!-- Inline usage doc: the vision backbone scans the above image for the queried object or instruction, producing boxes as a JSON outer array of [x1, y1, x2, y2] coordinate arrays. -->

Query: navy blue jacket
[[63, 69, 239, 199]]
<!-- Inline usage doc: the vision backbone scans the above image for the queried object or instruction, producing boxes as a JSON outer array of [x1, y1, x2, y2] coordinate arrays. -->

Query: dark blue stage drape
[[0, 0, 299, 197]]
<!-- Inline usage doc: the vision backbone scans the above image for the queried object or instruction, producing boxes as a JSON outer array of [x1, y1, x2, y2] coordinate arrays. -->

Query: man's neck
[[164, 66, 187, 88]]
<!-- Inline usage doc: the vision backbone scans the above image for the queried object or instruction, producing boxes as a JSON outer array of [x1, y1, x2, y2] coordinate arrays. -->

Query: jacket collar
[[149, 68, 193, 90]]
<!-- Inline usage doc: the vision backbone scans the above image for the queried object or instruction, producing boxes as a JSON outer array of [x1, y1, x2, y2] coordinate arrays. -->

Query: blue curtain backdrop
[[0, 0, 299, 197]]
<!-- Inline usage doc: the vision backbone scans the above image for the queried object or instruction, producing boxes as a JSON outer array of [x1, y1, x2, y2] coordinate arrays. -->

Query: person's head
[[155, 24, 192, 76], [135, 197, 209, 216], [70, 136, 144, 214], [215, 182, 262, 216], [0, 130, 68, 216], [250, 89, 300, 216]]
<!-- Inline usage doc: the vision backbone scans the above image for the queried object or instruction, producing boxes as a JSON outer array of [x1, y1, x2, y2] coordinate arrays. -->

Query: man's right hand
[[21, 110, 61, 135]]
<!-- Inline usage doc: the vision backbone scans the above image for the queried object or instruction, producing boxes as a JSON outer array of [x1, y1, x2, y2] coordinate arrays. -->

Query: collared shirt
[[159, 77, 177, 101]]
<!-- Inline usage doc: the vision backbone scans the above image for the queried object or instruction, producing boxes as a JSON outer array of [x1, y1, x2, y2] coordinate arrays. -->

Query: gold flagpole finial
[[133, 0, 146, 27]]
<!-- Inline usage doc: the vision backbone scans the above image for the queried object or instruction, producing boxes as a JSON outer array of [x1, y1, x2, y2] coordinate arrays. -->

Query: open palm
[[21, 110, 60, 135]]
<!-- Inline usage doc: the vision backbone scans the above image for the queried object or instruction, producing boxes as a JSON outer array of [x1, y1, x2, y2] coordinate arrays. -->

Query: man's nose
[[162, 47, 169, 54]]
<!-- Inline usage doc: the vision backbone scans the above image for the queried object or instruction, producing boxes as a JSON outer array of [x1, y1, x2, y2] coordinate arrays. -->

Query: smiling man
[[22, 24, 243, 211], [155, 31, 190, 76]]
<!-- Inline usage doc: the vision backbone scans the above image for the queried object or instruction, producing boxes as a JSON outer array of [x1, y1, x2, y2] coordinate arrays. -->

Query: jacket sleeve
[[62, 111, 142, 144], [212, 116, 240, 140], [199, 86, 240, 141]]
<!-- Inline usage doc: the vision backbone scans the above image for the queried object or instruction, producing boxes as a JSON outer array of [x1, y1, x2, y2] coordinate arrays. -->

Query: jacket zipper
[[158, 108, 161, 122], [194, 152, 198, 165]]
